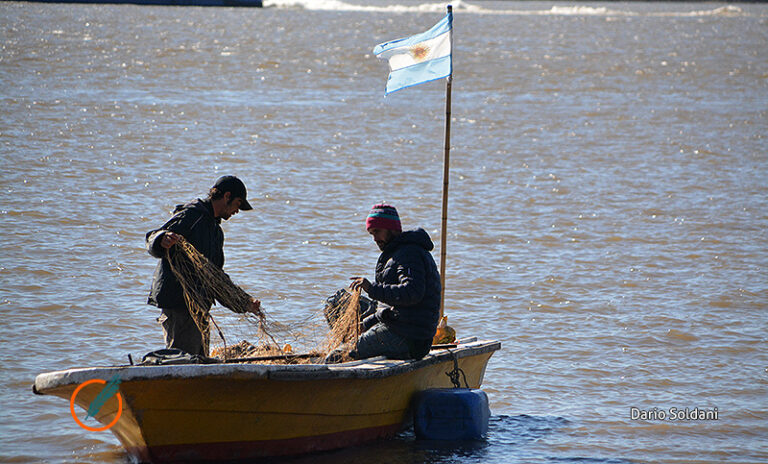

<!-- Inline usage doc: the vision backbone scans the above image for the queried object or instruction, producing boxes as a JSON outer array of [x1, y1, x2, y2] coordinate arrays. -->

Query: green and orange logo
[[69, 374, 123, 431]]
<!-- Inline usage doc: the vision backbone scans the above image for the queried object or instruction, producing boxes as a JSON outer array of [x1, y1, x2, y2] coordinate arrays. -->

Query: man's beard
[[375, 230, 394, 251]]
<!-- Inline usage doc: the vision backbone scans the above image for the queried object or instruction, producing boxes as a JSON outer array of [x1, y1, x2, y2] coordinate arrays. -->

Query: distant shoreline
[[4, 0, 263, 6], [4, 0, 767, 5]]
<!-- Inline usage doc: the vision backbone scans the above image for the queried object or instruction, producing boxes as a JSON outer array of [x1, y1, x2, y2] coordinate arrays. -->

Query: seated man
[[347, 204, 442, 360]]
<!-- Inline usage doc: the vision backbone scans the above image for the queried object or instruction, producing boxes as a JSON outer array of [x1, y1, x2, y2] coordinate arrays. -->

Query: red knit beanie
[[365, 204, 401, 232]]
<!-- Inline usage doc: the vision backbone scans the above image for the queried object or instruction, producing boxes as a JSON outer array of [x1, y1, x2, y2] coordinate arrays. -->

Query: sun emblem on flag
[[409, 44, 430, 62]]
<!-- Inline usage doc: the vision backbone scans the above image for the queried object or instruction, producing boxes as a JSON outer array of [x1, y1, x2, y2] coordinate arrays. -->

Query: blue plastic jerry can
[[413, 388, 491, 440]]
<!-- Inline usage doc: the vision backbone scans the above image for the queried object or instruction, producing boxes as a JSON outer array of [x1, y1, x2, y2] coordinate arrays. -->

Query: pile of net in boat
[[165, 236, 362, 363], [319, 287, 363, 363]]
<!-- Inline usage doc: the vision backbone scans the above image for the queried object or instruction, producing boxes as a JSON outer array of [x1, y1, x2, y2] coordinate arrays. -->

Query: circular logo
[[69, 379, 123, 432]]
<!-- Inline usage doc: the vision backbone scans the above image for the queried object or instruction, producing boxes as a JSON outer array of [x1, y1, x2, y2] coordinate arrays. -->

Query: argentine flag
[[373, 10, 452, 95]]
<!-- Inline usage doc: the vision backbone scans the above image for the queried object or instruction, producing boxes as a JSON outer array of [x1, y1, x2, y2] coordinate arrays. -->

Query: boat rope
[[445, 350, 469, 389]]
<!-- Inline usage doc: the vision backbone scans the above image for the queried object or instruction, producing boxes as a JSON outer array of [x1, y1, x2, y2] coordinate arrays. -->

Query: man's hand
[[349, 277, 371, 293], [248, 298, 262, 315], [160, 231, 181, 249]]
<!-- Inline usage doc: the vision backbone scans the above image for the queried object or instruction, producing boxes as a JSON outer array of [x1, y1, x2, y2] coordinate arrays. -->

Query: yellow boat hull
[[34, 340, 500, 462]]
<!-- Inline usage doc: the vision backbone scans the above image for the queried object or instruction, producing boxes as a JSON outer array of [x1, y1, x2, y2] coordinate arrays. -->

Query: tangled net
[[320, 288, 362, 363], [165, 236, 362, 363], [166, 236, 278, 358]]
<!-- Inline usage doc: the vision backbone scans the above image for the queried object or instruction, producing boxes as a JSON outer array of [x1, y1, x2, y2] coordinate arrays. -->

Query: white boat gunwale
[[34, 339, 501, 393]]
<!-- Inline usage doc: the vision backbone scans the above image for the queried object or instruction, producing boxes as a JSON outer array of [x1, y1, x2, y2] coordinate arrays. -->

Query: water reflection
[[270, 415, 573, 464]]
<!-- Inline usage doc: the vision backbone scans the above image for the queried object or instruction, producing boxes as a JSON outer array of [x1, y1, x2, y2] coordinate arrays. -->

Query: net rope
[[165, 236, 360, 363]]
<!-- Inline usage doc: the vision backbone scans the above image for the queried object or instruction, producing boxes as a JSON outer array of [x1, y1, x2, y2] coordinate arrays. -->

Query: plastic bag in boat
[[323, 288, 378, 329], [139, 348, 221, 365]]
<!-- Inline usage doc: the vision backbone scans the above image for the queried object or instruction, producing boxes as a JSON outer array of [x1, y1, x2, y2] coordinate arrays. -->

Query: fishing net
[[165, 236, 361, 363], [320, 287, 362, 363]]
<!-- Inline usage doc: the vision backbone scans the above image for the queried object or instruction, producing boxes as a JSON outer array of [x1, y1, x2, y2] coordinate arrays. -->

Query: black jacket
[[367, 228, 441, 341], [146, 199, 224, 309]]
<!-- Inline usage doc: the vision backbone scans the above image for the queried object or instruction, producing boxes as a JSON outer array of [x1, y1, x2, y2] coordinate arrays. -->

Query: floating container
[[413, 388, 490, 440]]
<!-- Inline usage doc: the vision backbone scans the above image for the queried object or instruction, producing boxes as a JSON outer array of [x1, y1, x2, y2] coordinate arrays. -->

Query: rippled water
[[1, 1, 766, 462]]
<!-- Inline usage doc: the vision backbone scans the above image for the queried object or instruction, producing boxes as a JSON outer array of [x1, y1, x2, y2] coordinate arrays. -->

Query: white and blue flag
[[373, 11, 452, 95]]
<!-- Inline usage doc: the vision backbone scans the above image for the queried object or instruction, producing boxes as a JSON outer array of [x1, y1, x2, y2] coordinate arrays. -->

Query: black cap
[[213, 175, 252, 210]]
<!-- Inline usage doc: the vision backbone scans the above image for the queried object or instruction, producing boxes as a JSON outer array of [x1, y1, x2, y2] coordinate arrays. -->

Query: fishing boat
[[33, 338, 499, 463]]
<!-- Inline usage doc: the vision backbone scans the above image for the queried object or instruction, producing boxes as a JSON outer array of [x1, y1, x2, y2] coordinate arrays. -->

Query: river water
[[1, 0, 766, 462]]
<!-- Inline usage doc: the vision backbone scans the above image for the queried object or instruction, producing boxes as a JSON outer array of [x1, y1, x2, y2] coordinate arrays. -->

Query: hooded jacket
[[366, 228, 442, 341], [146, 199, 224, 309]]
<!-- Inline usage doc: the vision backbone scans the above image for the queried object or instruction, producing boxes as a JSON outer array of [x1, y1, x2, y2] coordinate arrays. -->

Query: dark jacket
[[366, 228, 441, 341], [146, 199, 224, 309]]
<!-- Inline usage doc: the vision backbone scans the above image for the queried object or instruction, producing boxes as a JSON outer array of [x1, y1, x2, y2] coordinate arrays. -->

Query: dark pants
[[350, 320, 433, 360], [157, 306, 208, 356], [351, 321, 411, 359]]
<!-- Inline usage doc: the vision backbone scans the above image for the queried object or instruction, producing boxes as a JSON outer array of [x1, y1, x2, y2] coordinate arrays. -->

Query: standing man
[[348, 204, 441, 360], [146, 175, 261, 356]]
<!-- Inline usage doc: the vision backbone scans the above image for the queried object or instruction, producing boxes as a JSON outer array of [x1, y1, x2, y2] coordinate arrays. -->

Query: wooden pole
[[439, 5, 453, 318]]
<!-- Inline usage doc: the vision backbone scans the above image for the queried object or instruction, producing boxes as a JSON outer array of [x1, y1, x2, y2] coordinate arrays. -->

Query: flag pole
[[439, 4, 453, 318]]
